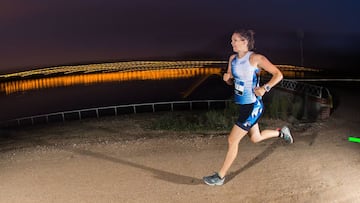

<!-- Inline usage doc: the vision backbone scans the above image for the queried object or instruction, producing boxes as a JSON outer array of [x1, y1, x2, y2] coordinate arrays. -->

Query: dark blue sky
[[1, 0, 360, 73]]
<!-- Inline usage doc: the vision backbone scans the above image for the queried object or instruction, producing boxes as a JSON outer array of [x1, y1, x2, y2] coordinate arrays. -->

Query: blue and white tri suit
[[231, 51, 264, 131]]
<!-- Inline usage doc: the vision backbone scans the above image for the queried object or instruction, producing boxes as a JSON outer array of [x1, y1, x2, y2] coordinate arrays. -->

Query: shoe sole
[[203, 180, 224, 186]]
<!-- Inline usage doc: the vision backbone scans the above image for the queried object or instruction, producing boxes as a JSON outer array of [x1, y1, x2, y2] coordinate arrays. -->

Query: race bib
[[234, 79, 245, 96]]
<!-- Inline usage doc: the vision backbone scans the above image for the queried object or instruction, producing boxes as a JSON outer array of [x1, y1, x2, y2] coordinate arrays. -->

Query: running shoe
[[280, 126, 294, 144], [203, 172, 225, 186]]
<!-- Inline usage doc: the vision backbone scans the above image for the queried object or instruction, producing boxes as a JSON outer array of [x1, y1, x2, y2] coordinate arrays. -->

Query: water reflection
[[0, 61, 320, 95], [0, 67, 223, 95]]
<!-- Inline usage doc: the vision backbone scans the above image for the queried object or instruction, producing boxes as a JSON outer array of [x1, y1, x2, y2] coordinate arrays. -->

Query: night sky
[[1, 0, 360, 74]]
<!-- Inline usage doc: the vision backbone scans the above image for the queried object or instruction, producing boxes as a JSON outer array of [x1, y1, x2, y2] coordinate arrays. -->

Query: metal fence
[[271, 79, 330, 99], [1, 99, 232, 128], [1, 79, 332, 128]]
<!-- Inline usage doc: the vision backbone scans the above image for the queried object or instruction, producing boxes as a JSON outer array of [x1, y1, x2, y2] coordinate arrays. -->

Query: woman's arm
[[252, 54, 283, 96], [223, 55, 236, 85]]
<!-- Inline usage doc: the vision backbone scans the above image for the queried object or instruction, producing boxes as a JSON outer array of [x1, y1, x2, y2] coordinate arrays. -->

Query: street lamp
[[297, 29, 304, 67]]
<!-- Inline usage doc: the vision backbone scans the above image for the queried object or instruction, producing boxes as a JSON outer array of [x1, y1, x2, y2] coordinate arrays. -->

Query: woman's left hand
[[254, 87, 266, 97]]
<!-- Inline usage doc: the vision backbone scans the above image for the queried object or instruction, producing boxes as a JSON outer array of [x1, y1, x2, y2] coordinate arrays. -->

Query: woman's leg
[[248, 124, 293, 144], [217, 125, 248, 178], [248, 123, 280, 143], [204, 123, 293, 185]]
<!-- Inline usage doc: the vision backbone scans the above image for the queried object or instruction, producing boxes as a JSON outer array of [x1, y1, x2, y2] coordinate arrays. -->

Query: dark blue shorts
[[235, 99, 264, 131]]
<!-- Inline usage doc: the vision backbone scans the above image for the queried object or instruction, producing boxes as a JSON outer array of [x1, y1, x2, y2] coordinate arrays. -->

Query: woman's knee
[[227, 125, 247, 145], [227, 135, 240, 145]]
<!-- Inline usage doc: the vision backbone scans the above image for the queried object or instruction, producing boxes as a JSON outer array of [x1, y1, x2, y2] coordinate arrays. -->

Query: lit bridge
[[0, 61, 321, 95]]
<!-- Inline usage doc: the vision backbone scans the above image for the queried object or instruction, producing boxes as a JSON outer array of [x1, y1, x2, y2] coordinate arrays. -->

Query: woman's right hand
[[223, 73, 231, 81], [223, 73, 233, 85]]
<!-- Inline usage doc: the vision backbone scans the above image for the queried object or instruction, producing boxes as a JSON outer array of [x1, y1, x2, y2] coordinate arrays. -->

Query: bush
[[149, 102, 239, 132], [148, 101, 282, 132]]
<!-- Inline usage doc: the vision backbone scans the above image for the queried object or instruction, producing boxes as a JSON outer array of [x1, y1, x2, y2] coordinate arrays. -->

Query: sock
[[277, 128, 283, 138]]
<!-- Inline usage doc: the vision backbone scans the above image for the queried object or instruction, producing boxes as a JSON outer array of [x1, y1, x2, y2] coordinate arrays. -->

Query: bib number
[[234, 80, 245, 96]]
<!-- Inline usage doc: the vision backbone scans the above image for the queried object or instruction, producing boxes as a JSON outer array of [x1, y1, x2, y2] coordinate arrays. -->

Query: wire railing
[[1, 99, 232, 128]]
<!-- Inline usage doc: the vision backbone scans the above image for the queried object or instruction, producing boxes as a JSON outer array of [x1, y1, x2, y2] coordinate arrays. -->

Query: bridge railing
[[279, 79, 325, 98], [270, 79, 332, 121]]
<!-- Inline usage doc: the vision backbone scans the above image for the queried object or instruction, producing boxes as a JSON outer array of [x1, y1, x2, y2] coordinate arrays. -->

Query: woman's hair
[[233, 29, 255, 50]]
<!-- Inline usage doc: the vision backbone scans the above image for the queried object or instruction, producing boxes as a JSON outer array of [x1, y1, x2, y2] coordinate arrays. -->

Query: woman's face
[[231, 33, 248, 53]]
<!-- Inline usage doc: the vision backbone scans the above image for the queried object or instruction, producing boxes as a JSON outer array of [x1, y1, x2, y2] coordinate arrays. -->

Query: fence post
[[301, 93, 309, 120]]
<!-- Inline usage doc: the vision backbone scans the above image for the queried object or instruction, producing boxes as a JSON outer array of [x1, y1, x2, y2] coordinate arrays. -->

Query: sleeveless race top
[[231, 51, 260, 104]]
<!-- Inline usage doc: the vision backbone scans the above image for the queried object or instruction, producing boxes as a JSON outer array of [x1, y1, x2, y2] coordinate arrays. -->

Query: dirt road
[[1, 86, 359, 202]]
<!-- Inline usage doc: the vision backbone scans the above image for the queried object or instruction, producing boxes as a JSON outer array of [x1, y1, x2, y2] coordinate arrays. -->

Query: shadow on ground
[[71, 148, 204, 185]]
